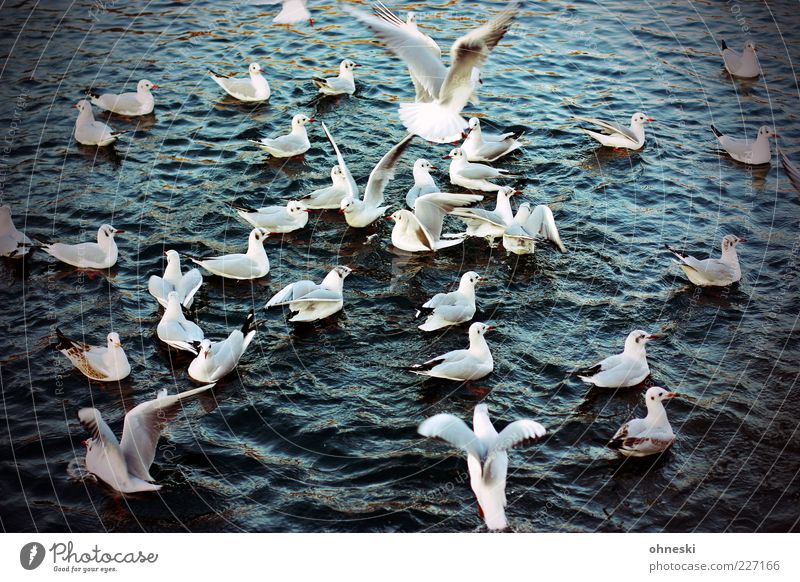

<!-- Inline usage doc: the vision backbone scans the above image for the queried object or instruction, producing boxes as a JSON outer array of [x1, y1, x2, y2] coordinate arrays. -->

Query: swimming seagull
[[502, 202, 566, 255], [461, 117, 523, 162], [87, 79, 159, 116], [265, 265, 353, 323], [418, 403, 546, 531], [720, 39, 761, 78], [320, 121, 415, 228], [249, 113, 314, 157], [388, 191, 483, 252], [445, 148, 514, 192], [778, 148, 800, 193], [73, 100, 125, 146], [0, 205, 32, 258], [665, 234, 744, 287], [148, 250, 203, 309], [39, 223, 122, 270], [348, 1, 521, 143], [573, 112, 653, 150], [156, 291, 205, 354], [406, 158, 439, 209], [229, 200, 309, 233], [300, 166, 351, 210], [409, 322, 494, 381], [577, 330, 659, 388], [711, 124, 776, 165], [608, 387, 678, 457], [77, 384, 214, 493], [313, 59, 359, 96], [56, 329, 131, 382], [448, 185, 518, 246], [416, 271, 484, 332], [188, 310, 257, 383], [189, 228, 270, 280], [209, 62, 271, 102]]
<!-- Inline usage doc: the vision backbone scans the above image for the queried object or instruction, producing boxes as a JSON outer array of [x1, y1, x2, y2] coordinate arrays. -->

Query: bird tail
[[664, 244, 686, 261], [85, 87, 102, 99], [710, 124, 723, 139], [55, 327, 75, 351], [398, 102, 468, 144], [418, 316, 449, 332], [311, 77, 328, 89], [208, 69, 229, 79], [720, 39, 728, 51], [227, 201, 257, 213], [577, 375, 594, 384]]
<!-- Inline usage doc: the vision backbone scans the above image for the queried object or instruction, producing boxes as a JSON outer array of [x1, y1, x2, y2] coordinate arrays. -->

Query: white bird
[[156, 291, 205, 354], [445, 148, 514, 192], [73, 100, 125, 146], [502, 202, 566, 255], [409, 322, 494, 381], [312, 59, 359, 96], [0, 204, 32, 258], [578, 330, 660, 388], [265, 265, 353, 323], [349, 1, 520, 143], [388, 191, 483, 253], [187, 311, 257, 383], [320, 121, 415, 228], [148, 250, 203, 309], [77, 384, 213, 493], [416, 271, 484, 332], [406, 158, 439, 209], [666, 234, 744, 287], [449, 185, 518, 245], [56, 329, 130, 382], [461, 117, 523, 162], [249, 113, 314, 157], [711, 124, 776, 165], [779, 148, 800, 194], [209, 62, 271, 102], [573, 112, 653, 150], [87, 79, 159, 116], [39, 223, 122, 270], [300, 166, 351, 210], [254, 0, 312, 25], [608, 387, 678, 457], [721, 39, 761, 78], [190, 228, 269, 280], [418, 403, 546, 530], [230, 200, 309, 233]]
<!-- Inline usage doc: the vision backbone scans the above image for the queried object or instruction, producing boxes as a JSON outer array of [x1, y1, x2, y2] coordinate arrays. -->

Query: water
[[1, 0, 798, 533]]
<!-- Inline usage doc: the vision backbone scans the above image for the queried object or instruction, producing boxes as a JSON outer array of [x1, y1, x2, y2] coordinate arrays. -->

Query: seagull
[[779, 148, 800, 193], [39, 223, 122, 270], [209, 62, 271, 102], [188, 310, 257, 383], [77, 384, 213, 493], [156, 291, 205, 354], [230, 200, 309, 233], [87, 79, 159, 116], [577, 330, 659, 388], [445, 148, 514, 192], [254, 0, 312, 25], [409, 322, 494, 381], [189, 228, 270, 280], [461, 117, 523, 162], [249, 113, 314, 157], [416, 271, 484, 332], [608, 387, 678, 457], [0, 204, 32, 258], [320, 121, 415, 228], [73, 100, 125, 146], [265, 265, 353, 323], [406, 158, 439, 209], [502, 202, 566, 255], [666, 234, 744, 287], [388, 191, 483, 252], [418, 403, 546, 531], [720, 39, 761, 78], [573, 112, 653, 150], [711, 124, 776, 165], [56, 329, 130, 382], [449, 185, 518, 245], [313, 59, 359, 96], [299, 166, 351, 210], [148, 250, 203, 309], [348, 1, 521, 143]]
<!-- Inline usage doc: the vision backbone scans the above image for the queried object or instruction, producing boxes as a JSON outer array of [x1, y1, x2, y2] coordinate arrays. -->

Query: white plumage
[[388, 191, 483, 253], [40, 223, 122, 270], [188, 311, 257, 383], [578, 330, 659, 388], [416, 271, 483, 332], [190, 228, 270, 280], [148, 249, 203, 309], [409, 322, 494, 381], [250, 114, 314, 158], [666, 234, 744, 287], [88, 79, 158, 116], [0, 205, 32, 258], [156, 291, 205, 354], [210, 62, 271, 102], [608, 387, 678, 457], [266, 266, 352, 323]]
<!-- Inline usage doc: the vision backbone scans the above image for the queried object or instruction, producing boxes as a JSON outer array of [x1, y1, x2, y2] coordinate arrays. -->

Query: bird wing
[[430, 303, 474, 323], [44, 242, 107, 266], [456, 163, 501, 180], [493, 420, 546, 453], [177, 269, 203, 307], [414, 192, 483, 245], [119, 385, 214, 482], [572, 116, 638, 144], [450, 207, 507, 228], [266, 280, 319, 307], [525, 205, 566, 252], [78, 408, 129, 484], [288, 288, 342, 303], [363, 133, 415, 208], [779, 149, 800, 193], [148, 275, 172, 304], [418, 413, 486, 460], [195, 254, 258, 279], [675, 255, 735, 280], [321, 121, 359, 199]]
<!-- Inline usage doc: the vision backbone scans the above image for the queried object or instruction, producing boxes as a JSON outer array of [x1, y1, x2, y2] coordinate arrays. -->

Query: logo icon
[[20, 542, 45, 570]]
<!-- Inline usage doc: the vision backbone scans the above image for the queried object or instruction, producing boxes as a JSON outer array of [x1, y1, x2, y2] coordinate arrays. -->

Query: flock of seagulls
[[0, 0, 794, 530]]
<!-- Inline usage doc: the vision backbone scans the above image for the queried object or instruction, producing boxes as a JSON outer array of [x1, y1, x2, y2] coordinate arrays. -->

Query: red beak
[[385, 216, 395, 221], [308, 118, 317, 123], [647, 334, 662, 340], [442, 155, 451, 159], [647, 118, 655, 122], [114, 230, 125, 234], [485, 325, 496, 331], [665, 392, 679, 398], [151, 84, 161, 89], [478, 277, 488, 282]]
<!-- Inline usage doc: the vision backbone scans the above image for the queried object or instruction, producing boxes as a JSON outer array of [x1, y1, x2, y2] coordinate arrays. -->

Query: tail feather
[[664, 244, 686, 260], [85, 87, 102, 99], [241, 309, 256, 336], [398, 102, 468, 144], [208, 69, 229, 79], [418, 316, 449, 332], [710, 124, 723, 139], [227, 201, 257, 213], [408, 357, 445, 372], [720, 39, 728, 51], [312, 77, 327, 89]]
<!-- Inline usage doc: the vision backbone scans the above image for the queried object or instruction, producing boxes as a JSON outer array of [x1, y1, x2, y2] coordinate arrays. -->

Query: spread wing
[[177, 268, 203, 307], [78, 408, 129, 484], [418, 413, 486, 461], [266, 280, 320, 307], [779, 148, 800, 194], [525, 205, 566, 252], [364, 133, 415, 207], [414, 192, 483, 245], [321, 121, 359, 199]]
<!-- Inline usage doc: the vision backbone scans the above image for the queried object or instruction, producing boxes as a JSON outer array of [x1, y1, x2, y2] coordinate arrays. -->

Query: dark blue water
[[0, 0, 798, 533]]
